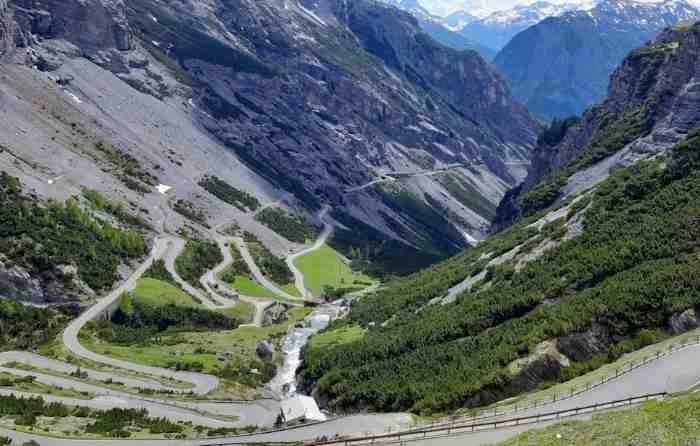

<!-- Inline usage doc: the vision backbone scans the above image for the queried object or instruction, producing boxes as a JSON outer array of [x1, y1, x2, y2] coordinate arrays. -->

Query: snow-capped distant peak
[[478, 1, 596, 27]]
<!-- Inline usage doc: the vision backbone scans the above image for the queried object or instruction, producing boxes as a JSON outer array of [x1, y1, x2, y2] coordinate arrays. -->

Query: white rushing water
[[267, 303, 344, 398]]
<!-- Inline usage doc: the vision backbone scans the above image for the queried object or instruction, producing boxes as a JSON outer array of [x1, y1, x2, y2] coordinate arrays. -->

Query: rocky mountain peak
[[0, 0, 538, 272], [495, 20, 700, 228], [494, 0, 699, 119], [13, 0, 130, 52]]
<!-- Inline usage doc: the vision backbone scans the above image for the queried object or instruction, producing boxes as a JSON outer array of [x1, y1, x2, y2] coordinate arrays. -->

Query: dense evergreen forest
[[174, 239, 223, 286], [198, 175, 260, 212], [0, 172, 146, 290], [255, 208, 317, 243], [0, 300, 67, 351], [91, 293, 239, 346], [301, 130, 700, 414]]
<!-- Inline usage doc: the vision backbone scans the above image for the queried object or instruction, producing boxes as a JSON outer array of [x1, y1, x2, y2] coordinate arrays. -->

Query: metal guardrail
[[304, 393, 666, 446], [201, 335, 700, 445], [423, 335, 700, 428]]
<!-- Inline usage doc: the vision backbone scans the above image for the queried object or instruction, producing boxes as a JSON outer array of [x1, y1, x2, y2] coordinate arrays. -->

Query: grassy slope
[[499, 393, 700, 446], [81, 308, 311, 375], [228, 276, 301, 301], [132, 278, 199, 307], [223, 242, 302, 299], [294, 245, 374, 296], [133, 278, 255, 324], [218, 301, 256, 325], [231, 276, 278, 300], [308, 325, 366, 350]]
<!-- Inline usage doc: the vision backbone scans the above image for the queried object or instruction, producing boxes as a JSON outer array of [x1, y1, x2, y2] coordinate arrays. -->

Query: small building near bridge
[[280, 395, 326, 424]]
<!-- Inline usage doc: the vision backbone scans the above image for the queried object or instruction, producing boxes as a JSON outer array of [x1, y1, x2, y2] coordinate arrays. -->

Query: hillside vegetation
[[174, 240, 223, 287], [255, 208, 317, 243], [301, 130, 700, 414], [0, 172, 146, 291], [499, 393, 700, 446], [198, 175, 260, 212], [0, 300, 68, 351]]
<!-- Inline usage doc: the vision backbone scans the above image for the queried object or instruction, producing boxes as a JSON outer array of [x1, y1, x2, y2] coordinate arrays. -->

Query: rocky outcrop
[[556, 324, 613, 362], [12, 0, 130, 53], [263, 303, 289, 327], [0, 259, 91, 304], [0, 0, 17, 59], [2, 0, 131, 71], [495, 21, 700, 228], [669, 308, 700, 334], [464, 340, 571, 409]]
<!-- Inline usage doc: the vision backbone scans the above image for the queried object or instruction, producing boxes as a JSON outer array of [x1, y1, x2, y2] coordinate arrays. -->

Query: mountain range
[[302, 18, 700, 415], [494, 0, 700, 119], [458, 1, 595, 51], [0, 0, 537, 281], [3, 0, 700, 441], [381, 0, 595, 58]]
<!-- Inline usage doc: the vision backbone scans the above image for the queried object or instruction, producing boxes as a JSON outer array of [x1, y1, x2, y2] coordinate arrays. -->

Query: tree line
[[302, 130, 700, 414]]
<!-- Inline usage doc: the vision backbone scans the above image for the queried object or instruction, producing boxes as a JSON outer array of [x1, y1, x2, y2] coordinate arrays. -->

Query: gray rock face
[[0, 0, 17, 59], [463, 342, 570, 409], [0, 262, 44, 302], [495, 22, 700, 228], [669, 308, 700, 335], [0, 260, 87, 304], [12, 0, 130, 53], [556, 324, 612, 363]]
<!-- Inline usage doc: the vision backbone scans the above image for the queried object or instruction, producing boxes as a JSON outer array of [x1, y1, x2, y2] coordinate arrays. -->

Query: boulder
[[256, 340, 274, 361], [669, 308, 699, 335], [263, 303, 288, 327]]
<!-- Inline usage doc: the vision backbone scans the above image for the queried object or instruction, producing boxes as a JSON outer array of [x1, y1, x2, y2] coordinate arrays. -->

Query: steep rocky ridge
[[459, 1, 588, 52], [300, 23, 700, 414], [494, 0, 699, 119], [377, 0, 495, 59], [0, 0, 536, 302], [495, 20, 700, 228], [125, 0, 537, 255]]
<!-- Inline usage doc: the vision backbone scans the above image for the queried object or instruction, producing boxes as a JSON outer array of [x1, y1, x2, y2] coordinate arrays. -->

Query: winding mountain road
[[62, 237, 221, 396], [230, 236, 302, 302], [162, 237, 232, 310], [2, 334, 700, 446], [11, 198, 700, 445], [344, 164, 465, 194], [286, 205, 334, 299]]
